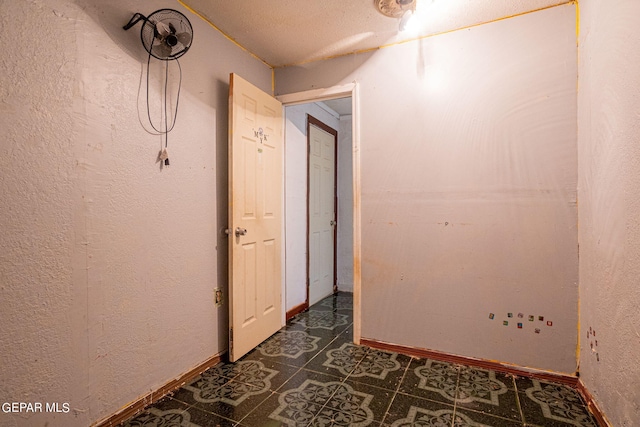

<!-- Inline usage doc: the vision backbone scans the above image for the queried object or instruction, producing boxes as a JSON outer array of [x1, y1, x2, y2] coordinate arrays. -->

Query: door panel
[[229, 73, 283, 362], [241, 137, 257, 218], [240, 242, 257, 326]]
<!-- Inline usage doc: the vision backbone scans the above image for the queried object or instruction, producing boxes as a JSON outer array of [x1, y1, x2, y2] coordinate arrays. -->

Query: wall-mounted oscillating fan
[[123, 9, 193, 60], [123, 9, 193, 166]]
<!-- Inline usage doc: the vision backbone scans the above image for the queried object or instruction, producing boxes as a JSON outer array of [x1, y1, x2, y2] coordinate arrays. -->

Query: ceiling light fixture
[[374, 0, 417, 31], [399, 9, 416, 32]]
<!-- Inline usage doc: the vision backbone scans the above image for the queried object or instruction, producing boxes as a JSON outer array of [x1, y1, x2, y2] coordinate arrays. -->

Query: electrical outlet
[[214, 288, 223, 307]]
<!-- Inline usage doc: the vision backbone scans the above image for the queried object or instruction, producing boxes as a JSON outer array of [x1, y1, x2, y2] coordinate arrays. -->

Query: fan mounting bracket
[[374, 0, 416, 18]]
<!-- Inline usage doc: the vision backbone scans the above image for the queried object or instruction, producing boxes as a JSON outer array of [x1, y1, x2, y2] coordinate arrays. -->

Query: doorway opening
[[278, 85, 361, 343]]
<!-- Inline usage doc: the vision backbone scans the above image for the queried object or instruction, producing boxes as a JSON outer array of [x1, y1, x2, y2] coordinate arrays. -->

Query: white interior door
[[308, 118, 336, 306], [228, 73, 283, 362]]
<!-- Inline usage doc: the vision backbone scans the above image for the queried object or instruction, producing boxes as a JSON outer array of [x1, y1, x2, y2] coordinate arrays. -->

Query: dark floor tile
[[334, 325, 354, 342], [313, 293, 353, 314], [304, 291, 353, 315], [183, 385, 271, 423], [239, 390, 319, 427], [513, 375, 573, 395], [198, 360, 246, 382], [518, 379, 598, 427], [454, 407, 523, 427], [178, 405, 239, 427], [280, 369, 350, 395], [243, 370, 350, 427], [514, 375, 531, 392], [242, 329, 333, 368], [488, 369, 517, 390], [278, 320, 351, 347], [310, 416, 381, 427], [304, 378, 391, 426], [347, 349, 411, 392], [340, 378, 395, 422], [305, 338, 370, 377], [171, 369, 236, 406], [290, 310, 351, 333], [454, 365, 522, 421], [239, 358, 302, 393], [382, 393, 456, 426], [171, 360, 278, 422], [236, 359, 285, 384], [296, 322, 353, 343], [397, 358, 460, 405], [121, 397, 191, 426], [514, 375, 545, 393]]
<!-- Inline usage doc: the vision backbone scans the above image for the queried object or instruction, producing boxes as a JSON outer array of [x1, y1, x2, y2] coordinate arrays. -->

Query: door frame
[[307, 115, 339, 306], [277, 83, 362, 344]]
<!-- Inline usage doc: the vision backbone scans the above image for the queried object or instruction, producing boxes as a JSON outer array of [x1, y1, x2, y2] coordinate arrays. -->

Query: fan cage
[[375, 0, 416, 18], [141, 8, 193, 60]]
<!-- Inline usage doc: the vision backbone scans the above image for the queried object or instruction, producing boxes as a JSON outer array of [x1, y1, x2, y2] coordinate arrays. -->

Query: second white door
[[308, 116, 337, 306]]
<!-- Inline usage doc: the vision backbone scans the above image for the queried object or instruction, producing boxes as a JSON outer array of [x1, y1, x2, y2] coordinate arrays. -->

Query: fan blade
[[152, 41, 172, 58], [176, 31, 192, 46], [155, 21, 171, 36]]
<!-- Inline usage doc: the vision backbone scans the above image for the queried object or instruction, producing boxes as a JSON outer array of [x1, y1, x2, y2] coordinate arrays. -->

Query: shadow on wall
[[72, 0, 148, 63], [274, 33, 430, 96], [214, 77, 230, 351], [274, 51, 371, 96]]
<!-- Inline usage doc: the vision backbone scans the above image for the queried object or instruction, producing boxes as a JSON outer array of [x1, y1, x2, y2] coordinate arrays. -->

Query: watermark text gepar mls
[[2, 402, 70, 413]]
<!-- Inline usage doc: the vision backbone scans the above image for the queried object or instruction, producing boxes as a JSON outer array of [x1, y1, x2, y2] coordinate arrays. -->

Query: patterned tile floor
[[122, 292, 599, 427]]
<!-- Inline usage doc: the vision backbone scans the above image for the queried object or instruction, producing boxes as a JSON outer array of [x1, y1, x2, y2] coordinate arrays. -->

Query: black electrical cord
[[165, 59, 168, 149], [145, 51, 182, 137]]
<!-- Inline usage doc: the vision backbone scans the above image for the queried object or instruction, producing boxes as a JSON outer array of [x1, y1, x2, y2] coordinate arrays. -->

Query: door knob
[[235, 227, 247, 237]]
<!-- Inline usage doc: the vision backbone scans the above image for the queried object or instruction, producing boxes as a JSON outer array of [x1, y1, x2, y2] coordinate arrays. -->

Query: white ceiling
[[182, 0, 569, 67], [321, 98, 353, 116]]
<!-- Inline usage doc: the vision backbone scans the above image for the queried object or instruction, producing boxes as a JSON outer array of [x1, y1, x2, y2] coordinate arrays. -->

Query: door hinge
[[229, 327, 233, 353]]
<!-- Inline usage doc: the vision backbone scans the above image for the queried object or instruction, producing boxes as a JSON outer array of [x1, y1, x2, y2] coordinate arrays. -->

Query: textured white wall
[[284, 103, 340, 311], [578, 0, 640, 425], [276, 4, 579, 373], [337, 114, 354, 292], [0, 0, 270, 426]]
